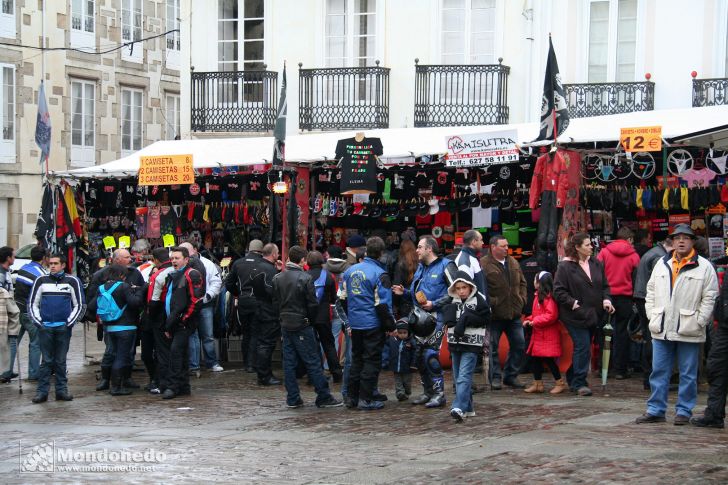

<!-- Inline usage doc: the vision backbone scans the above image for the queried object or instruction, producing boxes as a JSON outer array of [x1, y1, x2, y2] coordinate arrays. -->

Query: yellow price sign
[[620, 126, 662, 152], [139, 154, 194, 186], [162, 234, 176, 248], [118, 235, 131, 249], [103, 236, 116, 250]]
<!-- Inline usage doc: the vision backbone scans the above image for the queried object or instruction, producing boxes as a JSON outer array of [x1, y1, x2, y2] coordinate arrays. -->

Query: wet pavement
[[1, 327, 728, 484]]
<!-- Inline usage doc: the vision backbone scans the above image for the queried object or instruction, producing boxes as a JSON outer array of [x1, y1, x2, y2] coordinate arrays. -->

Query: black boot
[[110, 369, 132, 396], [123, 366, 140, 389], [96, 367, 111, 391]]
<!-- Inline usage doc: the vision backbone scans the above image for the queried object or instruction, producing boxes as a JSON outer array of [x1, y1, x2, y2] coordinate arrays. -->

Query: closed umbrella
[[602, 315, 614, 390]]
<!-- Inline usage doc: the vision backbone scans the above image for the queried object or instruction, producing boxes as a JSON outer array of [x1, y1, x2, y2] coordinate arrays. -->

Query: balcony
[[413, 59, 510, 127], [190, 69, 278, 132], [564, 76, 654, 118], [298, 62, 390, 131], [692, 73, 728, 107]]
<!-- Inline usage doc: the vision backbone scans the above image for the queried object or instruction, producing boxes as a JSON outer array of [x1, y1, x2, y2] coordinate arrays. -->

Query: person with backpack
[[307, 251, 343, 383], [160, 246, 205, 400], [87, 264, 145, 396]]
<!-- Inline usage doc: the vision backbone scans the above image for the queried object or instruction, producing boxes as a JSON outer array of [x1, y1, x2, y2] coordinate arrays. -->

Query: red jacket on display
[[597, 239, 640, 297], [529, 151, 571, 210], [526, 293, 562, 358]]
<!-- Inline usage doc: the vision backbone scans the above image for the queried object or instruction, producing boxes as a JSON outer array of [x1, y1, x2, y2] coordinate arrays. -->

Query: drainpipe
[[523, 0, 534, 122]]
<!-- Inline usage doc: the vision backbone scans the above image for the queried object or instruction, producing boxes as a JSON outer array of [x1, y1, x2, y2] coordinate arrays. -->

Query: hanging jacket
[[529, 150, 571, 210]]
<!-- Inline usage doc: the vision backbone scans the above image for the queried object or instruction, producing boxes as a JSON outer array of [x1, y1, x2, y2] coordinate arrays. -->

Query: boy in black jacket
[[386, 319, 418, 401]]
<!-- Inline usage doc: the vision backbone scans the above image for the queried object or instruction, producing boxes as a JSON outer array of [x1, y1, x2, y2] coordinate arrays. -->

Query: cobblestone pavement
[[1, 328, 728, 484]]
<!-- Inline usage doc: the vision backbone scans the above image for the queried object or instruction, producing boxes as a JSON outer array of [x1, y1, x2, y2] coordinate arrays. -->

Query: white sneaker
[[464, 411, 476, 417], [211, 364, 224, 372]]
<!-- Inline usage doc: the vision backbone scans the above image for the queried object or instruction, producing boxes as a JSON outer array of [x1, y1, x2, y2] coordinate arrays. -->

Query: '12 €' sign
[[620, 126, 662, 152]]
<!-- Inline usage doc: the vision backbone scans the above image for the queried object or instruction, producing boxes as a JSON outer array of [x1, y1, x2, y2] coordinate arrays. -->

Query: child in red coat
[[522, 272, 567, 394]]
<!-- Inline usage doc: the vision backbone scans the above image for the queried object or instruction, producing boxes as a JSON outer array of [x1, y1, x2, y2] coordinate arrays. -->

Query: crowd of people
[[0, 222, 728, 427]]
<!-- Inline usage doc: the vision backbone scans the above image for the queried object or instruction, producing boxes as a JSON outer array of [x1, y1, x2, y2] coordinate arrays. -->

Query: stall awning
[[52, 105, 728, 179]]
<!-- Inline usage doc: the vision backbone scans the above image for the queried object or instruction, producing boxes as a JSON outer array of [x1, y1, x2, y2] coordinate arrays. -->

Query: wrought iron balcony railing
[[692, 75, 728, 107], [298, 62, 390, 131], [564, 77, 654, 118], [413, 59, 510, 127], [191, 69, 278, 132]]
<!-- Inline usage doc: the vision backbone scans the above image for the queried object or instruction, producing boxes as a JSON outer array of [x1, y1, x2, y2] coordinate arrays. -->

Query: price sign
[[118, 236, 130, 249], [162, 234, 175, 248], [139, 154, 194, 186], [620, 126, 662, 152], [103, 236, 116, 250]]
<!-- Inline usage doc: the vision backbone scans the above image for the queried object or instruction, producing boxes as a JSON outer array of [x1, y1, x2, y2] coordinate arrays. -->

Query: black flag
[[535, 37, 570, 142], [268, 65, 287, 244]]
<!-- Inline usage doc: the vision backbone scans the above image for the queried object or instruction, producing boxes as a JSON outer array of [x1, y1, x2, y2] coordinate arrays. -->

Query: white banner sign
[[445, 130, 519, 167]]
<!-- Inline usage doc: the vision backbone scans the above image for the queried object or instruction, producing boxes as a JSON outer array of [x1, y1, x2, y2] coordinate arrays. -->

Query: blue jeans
[[566, 325, 592, 390], [37, 325, 72, 396], [451, 350, 477, 412], [2, 313, 40, 379], [490, 319, 525, 383], [107, 330, 136, 371], [332, 317, 352, 398], [189, 306, 218, 369], [282, 326, 333, 406], [647, 339, 700, 418]]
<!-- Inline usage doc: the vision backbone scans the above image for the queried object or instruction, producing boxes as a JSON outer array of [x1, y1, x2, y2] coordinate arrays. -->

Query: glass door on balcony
[[217, 0, 265, 107], [324, 0, 379, 105], [430, 0, 501, 123], [587, 0, 638, 82]]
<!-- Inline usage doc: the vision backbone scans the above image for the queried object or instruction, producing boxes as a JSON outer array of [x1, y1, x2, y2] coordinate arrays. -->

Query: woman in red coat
[[522, 272, 567, 394]]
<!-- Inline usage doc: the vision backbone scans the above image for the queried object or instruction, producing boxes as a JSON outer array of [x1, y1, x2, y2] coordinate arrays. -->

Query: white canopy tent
[[52, 105, 728, 179]]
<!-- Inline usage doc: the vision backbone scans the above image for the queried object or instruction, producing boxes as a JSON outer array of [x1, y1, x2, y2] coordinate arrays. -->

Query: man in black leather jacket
[[272, 246, 342, 409], [224, 240, 265, 372]]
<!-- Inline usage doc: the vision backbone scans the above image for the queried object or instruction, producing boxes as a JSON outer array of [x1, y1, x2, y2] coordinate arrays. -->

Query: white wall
[[183, 0, 728, 137]]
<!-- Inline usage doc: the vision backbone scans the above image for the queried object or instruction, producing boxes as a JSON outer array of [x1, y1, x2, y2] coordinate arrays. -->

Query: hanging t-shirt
[[247, 174, 270, 200], [432, 171, 453, 197], [681, 168, 717, 188], [168, 185, 186, 205], [223, 178, 244, 201], [335, 136, 383, 194]]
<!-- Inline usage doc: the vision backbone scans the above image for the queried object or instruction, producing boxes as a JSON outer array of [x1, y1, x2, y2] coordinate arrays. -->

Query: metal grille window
[[72, 0, 94, 33], [441, 0, 496, 65], [165, 93, 180, 139], [588, 0, 638, 82], [121, 88, 142, 156], [325, 0, 377, 68], [166, 0, 180, 51]]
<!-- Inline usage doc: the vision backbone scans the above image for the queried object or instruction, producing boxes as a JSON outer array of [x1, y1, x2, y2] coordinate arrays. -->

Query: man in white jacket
[[636, 224, 718, 425]]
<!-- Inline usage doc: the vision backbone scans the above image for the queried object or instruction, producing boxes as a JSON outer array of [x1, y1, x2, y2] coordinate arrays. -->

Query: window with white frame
[[165, 94, 180, 140], [324, 0, 377, 68], [0, 64, 13, 163], [0, 0, 15, 39], [70, 79, 95, 167], [441, 0, 496, 65], [121, 0, 143, 62], [121, 88, 142, 156], [587, 0, 638, 82], [166, 0, 180, 68], [217, 0, 265, 104], [70, 0, 94, 49]]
